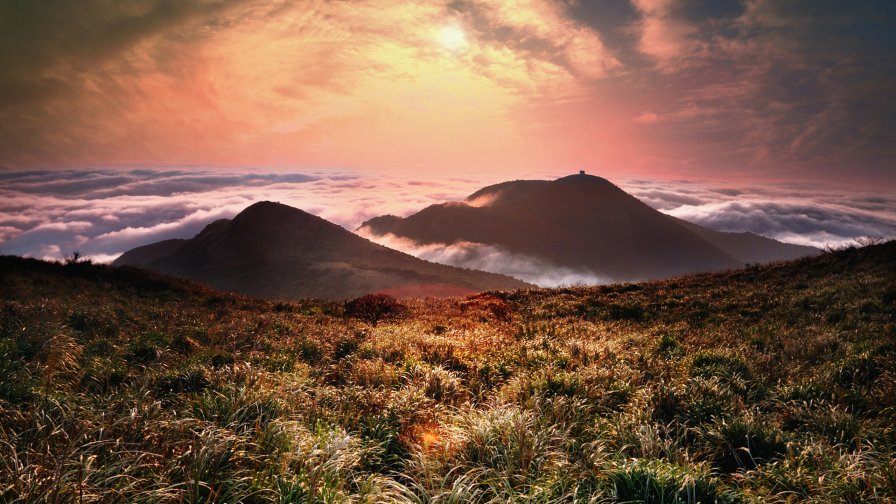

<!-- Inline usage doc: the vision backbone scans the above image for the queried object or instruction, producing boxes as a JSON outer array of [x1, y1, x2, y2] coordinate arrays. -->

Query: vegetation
[[1, 241, 894, 503]]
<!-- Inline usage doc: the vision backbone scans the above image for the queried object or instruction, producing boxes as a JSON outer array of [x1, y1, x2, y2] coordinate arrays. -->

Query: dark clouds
[[0, 0, 248, 165], [1, 1, 894, 181], [0, 0, 242, 104], [588, 0, 896, 180]]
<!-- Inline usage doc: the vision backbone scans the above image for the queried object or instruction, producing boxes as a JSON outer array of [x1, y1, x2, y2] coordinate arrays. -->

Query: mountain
[[113, 201, 530, 299], [671, 217, 818, 264], [360, 173, 818, 282]]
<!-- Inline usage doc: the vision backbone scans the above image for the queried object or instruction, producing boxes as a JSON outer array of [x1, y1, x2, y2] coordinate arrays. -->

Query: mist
[[358, 228, 608, 288]]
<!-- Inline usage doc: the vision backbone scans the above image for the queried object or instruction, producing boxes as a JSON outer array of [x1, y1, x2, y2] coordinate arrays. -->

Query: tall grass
[[0, 243, 894, 502]]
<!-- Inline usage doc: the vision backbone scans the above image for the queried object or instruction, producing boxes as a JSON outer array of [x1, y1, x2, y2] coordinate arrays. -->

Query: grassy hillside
[[1, 242, 894, 503]]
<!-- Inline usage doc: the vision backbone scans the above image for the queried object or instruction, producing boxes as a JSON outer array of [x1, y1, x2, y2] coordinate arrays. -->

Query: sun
[[438, 24, 468, 52]]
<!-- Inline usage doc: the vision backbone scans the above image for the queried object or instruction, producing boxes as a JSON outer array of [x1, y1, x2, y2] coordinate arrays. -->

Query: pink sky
[[1, 0, 893, 185]]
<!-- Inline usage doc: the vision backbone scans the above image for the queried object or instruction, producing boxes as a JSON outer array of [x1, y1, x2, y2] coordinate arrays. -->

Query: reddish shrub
[[460, 294, 513, 322], [345, 293, 403, 325]]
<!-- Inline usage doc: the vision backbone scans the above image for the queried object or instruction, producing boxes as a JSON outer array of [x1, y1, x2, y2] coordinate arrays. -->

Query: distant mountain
[[671, 217, 818, 264], [360, 173, 818, 283], [114, 201, 530, 299]]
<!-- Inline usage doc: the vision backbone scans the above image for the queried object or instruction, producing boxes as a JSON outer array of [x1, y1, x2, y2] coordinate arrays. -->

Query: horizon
[[1, 1, 895, 281], [2, 168, 894, 272]]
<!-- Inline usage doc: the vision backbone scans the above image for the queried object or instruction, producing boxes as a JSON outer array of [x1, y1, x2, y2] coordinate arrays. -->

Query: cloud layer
[[0, 168, 502, 262], [4, 169, 891, 290], [625, 179, 896, 248]]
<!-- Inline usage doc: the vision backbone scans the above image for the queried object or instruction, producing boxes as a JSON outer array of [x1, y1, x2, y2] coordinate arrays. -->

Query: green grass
[[0, 241, 894, 502]]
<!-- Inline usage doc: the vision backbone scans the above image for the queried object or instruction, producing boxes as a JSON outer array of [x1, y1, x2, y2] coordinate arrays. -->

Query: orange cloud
[[41, 0, 619, 174], [4, 0, 891, 183]]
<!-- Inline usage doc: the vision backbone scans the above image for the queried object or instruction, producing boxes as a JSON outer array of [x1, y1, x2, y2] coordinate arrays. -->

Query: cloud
[[0, 168, 508, 262], [1, 1, 894, 184], [1, 169, 893, 282], [358, 229, 608, 288], [463, 0, 621, 81], [0, 0, 622, 174], [631, 0, 702, 67], [623, 179, 896, 248], [633, 111, 660, 124]]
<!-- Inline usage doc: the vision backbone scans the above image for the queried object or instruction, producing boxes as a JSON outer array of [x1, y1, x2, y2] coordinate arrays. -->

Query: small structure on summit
[[579, 170, 586, 175]]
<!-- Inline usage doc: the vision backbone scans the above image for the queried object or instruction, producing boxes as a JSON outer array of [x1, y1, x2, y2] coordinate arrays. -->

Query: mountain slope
[[672, 217, 818, 264], [114, 201, 530, 299], [361, 173, 817, 282], [1, 242, 893, 502]]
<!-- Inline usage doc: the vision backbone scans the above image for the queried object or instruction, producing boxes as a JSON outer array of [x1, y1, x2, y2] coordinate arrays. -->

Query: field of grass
[[1, 242, 894, 503]]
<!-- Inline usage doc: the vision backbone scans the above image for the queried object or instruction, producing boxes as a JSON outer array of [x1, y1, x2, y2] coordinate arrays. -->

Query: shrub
[[403, 365, 466, 405], [0, 349, 34, 403], [651, 378, 738, 425], [606, 302, 646, 321], [345, 293, 403, 325], [460, 294, 514, 321], [455, 406, 567, 490], [656, 333, 684, 357], [156, 368, 210, 396], [193, 387, 282, 434], [210, 351, 235, 368], [169, 333, 199, 354], [333, 336, 360, 360], [79, 356, 128, 393], [298, 338, 324, 363], [358, 412, 409, 472]]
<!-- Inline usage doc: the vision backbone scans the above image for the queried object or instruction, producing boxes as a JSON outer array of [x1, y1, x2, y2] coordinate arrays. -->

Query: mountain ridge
[[114, 201, 531, 299], [360, 173, 818, 283]]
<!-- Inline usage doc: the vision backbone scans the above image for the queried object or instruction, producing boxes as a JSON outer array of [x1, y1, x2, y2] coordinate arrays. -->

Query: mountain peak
[[555, 172, 614, 186], [362, 174, 817, 283], [229, 200, 332, 236], [237, 200, 310, 219], [464, 173, 622, 208], [115, 201, 530, 299]]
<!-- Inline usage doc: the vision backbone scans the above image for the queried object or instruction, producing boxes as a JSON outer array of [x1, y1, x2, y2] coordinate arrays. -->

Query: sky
[[1, 0, 894, 183], [1, 1, 894, 274]]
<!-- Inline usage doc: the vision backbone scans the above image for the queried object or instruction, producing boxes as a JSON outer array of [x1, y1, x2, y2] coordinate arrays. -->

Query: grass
[[0, 241, 894, 502]]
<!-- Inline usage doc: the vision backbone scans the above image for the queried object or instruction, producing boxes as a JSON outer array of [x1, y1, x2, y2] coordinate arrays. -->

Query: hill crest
[[361, 174, 818, 283], [114, 200, 531, 299]]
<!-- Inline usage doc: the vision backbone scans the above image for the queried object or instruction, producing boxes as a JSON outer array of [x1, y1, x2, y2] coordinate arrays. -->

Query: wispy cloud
[[0, 168, 502, 262], [0, 0, 616, 174], [623, 179, 896, 248], [357, 229, 608, 287]]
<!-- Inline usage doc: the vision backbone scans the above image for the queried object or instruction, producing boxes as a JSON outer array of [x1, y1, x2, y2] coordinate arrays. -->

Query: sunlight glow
[[439, 24, 468, 52]]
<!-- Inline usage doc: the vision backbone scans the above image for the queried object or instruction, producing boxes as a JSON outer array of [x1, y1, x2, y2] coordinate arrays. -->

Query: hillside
[[114, 201, 530, 299], [1, 241, 894, 502], [361, 174, 818, 282]]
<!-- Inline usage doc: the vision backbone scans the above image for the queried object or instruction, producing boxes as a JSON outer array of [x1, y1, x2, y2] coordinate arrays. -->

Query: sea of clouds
[[1, 169, 893, 286]]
